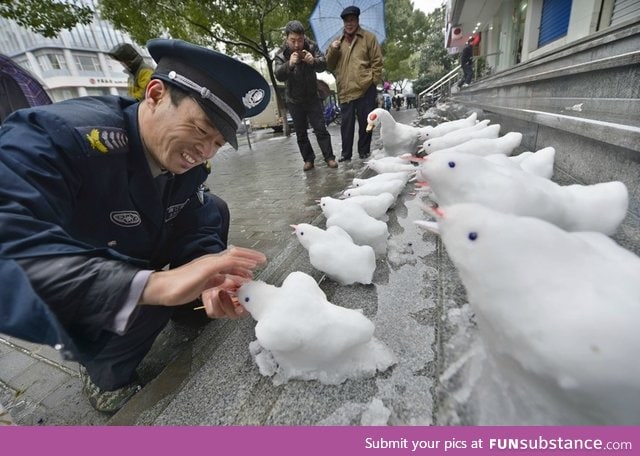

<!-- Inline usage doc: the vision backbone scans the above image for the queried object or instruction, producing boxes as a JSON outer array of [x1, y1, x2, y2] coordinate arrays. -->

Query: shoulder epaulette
[[75, 126, 129, 156]]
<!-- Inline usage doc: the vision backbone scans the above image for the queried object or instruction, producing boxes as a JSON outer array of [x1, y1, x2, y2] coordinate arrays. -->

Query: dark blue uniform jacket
[[0, 96, 226, 359]]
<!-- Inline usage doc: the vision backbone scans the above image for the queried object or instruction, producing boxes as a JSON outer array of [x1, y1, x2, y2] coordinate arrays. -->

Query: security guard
[[0, 39, 270, 413]]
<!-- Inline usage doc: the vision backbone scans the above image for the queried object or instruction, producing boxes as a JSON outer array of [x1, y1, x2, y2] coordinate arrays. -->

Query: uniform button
[[54, 343, 64, 350]]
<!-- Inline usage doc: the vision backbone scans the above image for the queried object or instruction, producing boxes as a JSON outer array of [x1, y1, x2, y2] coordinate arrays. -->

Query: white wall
[[496, 0, 517, 72], [521, 0, 543, 62], [527, 0, 600, 60]]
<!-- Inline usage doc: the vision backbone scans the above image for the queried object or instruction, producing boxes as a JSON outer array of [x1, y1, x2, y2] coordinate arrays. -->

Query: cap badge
[[165, 69, 241, 127], [242, 88, 265, 109]]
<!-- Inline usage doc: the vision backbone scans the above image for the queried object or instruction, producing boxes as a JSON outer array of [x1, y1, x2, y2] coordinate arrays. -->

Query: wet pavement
[[208, 126, 372, 262]]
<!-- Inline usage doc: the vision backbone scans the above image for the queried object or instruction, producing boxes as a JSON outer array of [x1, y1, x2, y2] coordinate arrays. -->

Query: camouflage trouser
[[0, 401, 15, 425], [79, 366, 141, 414]]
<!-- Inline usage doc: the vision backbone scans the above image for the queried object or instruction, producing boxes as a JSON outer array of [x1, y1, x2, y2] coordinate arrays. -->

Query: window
[[610, 0, 640, 26], [85, 87, 111, 96], [13, 57, 34, 74], [49, 88, 77, 102], [538, 0, 572, 47], [107, 59, 127, 76], [74, 54, 102, 73], [37, 52, 68, 72]]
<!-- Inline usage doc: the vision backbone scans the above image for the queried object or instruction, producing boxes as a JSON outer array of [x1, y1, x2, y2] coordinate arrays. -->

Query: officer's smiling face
[[140, 80, 226, 174]]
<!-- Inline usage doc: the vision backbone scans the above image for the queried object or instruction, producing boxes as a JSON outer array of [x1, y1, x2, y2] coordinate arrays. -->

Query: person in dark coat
[[458, 37, 475, 88], [0, 39, 270, 413], [275, 20, 337, 171]]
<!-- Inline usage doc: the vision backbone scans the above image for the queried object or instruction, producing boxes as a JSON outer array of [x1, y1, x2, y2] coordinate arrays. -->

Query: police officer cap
[[147, 38, 270, 149], [340, 6, 360, 18]]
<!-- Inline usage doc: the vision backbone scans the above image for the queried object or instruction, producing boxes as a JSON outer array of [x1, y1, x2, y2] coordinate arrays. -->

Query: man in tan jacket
[[326, 5, 383, 162]]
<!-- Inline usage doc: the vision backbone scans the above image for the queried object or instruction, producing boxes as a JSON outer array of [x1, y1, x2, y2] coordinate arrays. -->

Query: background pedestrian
[[326, 6, 383, 162], [275, 20, 337, 171]]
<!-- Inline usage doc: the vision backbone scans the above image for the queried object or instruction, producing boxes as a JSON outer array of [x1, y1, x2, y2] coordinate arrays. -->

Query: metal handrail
[[417, 65, 461, 112], [418, 65, 461, 98]]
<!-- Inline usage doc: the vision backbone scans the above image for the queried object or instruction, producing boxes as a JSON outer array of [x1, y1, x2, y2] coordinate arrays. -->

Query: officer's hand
[[201, 281, 248, 319], [139, 246, 266, 307], [289, 52, 300, 66], [331, 40, 341, 49], [302, 50, 314, 65]]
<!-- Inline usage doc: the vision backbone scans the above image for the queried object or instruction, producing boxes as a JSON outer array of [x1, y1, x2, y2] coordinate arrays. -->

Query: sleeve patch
[[76, 126, 129, 156]]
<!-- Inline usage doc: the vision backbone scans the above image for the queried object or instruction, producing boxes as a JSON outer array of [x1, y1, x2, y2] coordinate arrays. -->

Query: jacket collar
[[124, 103, 165, 229]]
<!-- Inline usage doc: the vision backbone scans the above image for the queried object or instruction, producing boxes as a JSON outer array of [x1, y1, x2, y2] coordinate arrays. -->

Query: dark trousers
[[84, 193, 230, 390], [288, 99, 335, 163], [339, 84, 377, 159], [83, 304, 174, 389], [459, 63, 473, 87]]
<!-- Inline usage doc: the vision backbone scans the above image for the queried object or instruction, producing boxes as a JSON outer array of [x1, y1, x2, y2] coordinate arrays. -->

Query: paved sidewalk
[[0, 115, 385, 425]]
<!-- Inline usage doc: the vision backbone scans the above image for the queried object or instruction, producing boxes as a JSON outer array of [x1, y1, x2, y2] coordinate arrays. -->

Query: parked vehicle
[[323, 92, 341, 126], [248, 84, 289, 131]]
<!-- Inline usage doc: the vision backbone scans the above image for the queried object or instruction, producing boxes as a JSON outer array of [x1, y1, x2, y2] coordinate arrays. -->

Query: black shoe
[[359, 153, 370, 159], [338, 157, 351, 163]]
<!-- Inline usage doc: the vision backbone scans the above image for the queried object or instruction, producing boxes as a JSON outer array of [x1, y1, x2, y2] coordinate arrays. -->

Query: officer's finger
[[217, 289, 245, 319], [223, 246, 267, 264], [204, 273, 226, 289], [202, 288, 229, 319]]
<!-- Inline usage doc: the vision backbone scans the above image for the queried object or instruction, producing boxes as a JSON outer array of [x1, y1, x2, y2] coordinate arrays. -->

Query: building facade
[[445, 0, 640, 257], [446, 0, 640, 75], [0, 1, 151, 102]]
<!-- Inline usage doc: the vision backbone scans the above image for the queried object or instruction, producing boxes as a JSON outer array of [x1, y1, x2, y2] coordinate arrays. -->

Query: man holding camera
[[275, 20, 337, 172]]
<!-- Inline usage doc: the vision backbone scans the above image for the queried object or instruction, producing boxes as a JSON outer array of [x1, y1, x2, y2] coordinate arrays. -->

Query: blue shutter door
[[538, 0, 573, 47]]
